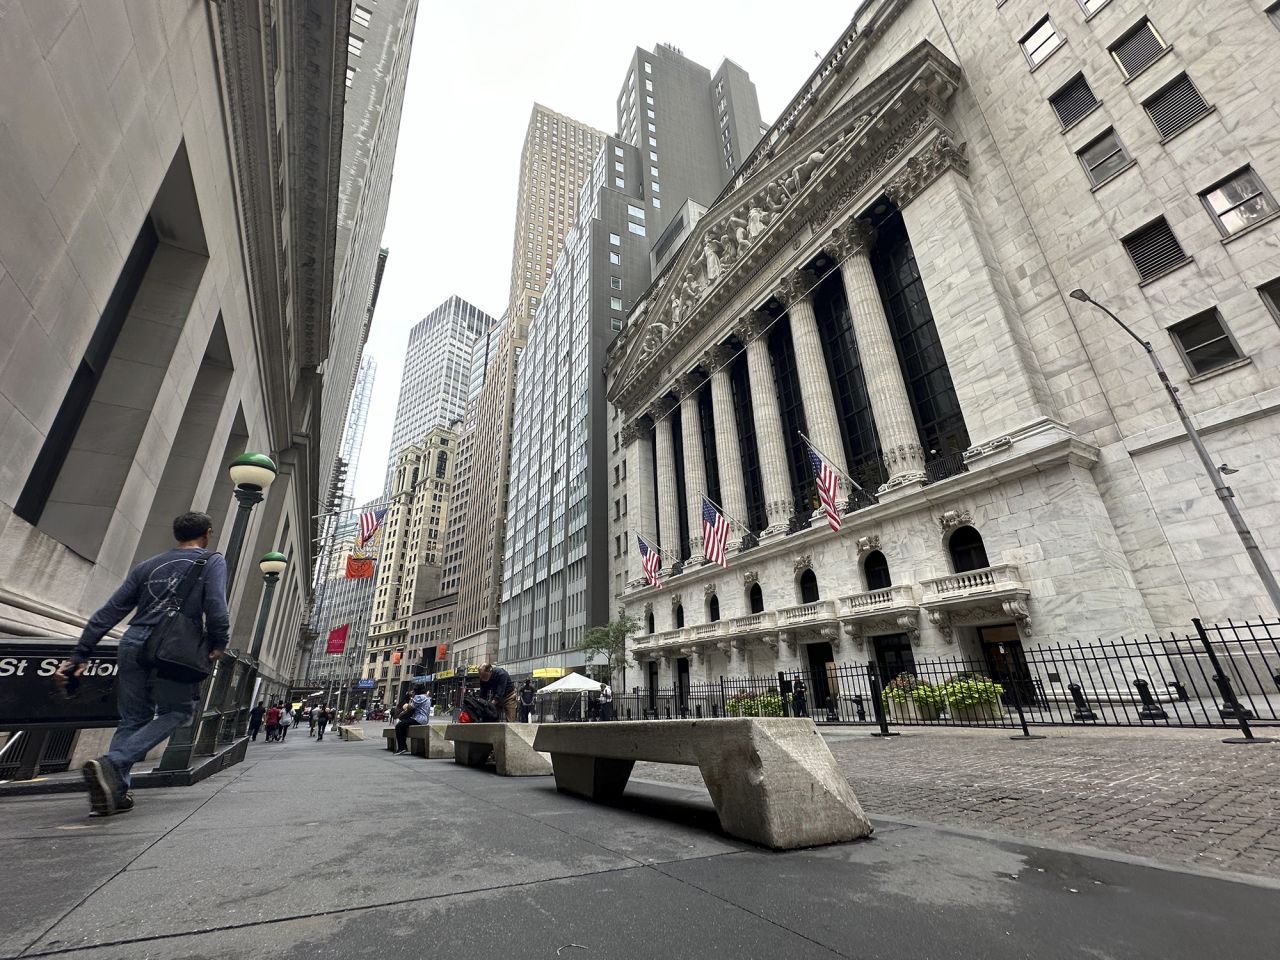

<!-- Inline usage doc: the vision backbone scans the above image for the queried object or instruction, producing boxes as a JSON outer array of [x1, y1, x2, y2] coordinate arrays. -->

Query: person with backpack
[[248, 701, 267, 742], [53, 511, 230, 818], [315, 705, 330, 741], [279, 704, 294, 740], [264, 702, 281, 742], [394, 684, 432, 755], [478, 663, 517, 722]]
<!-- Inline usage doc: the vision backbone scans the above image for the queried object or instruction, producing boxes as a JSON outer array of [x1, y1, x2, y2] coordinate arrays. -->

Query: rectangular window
[[650, 181, 659, 193], [352, 4, 372, 28], [345, 66, 356, 88], [614, 161, 624, 172], [1259, 277, 1280, 326], [649, 151, 658, 161], [1049, 74, 1099, 128], [610, 277, 622, 289], [1144, 74, 1211, 139], [610, 297, 623, 310], [1110, 19, 1168, 78], [647, 122, 656, 133], [652, 198, 661, 208], [1078, 0, 1111, 15], [650, 166, 659, 176], [646, 95, 654, 105], [1077, 129, 1131, 186], [614, 146, 624, 157], [1200, 167, 1278, 236], [1121, 218, 1189, 281], [644, 61, 652, 73], [627, 222, 646, 236], [1169, 310, 1244, 376], [348, 35, 364, 58], [626, 204, 645, 219], [609, 251, 621, 264], [614, 177, 625, 188], [648, 137, 657, 147], [1020, 16, 1062, 67], [645, 79, 653, 91], [609, 233, 621, 246]]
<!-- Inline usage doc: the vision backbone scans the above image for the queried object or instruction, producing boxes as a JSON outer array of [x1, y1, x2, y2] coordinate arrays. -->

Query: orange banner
[[345, 555, 374, 579]]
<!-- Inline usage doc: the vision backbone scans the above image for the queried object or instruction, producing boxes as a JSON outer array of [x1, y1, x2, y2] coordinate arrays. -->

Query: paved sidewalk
[[2, 724, 1278, 960], [638, 725, 1280, 878]]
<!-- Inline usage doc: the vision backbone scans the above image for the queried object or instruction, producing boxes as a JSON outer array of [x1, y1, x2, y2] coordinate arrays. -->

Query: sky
[[352, 0, 864, 504]]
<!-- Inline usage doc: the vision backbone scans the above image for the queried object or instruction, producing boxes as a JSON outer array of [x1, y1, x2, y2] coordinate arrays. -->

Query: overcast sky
[[352, 0, 862, 504]]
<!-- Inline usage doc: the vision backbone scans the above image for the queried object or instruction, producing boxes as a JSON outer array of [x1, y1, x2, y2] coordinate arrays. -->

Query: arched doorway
[[864, 550, 891, 590], [645, 610, 655, 634], [748, 582, 764, 613], [707, 594, 720, 622], [948, 525, 989, 573], [798, 568, 819, 604], [674, 603, 685, 628]]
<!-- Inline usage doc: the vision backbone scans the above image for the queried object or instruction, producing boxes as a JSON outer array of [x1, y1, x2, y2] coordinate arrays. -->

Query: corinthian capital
[[827, 217, 875, 259], [736, 309, 773, 341], [649, 394, 678, 420], [885, 134, 969, 210], [776, 268, 818, 307], [701, 342, 736, 374], [620, 420, 646, 446], [674, 372, 703, 401]]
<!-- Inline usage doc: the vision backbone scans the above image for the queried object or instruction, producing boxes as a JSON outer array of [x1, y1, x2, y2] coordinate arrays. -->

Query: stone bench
[[408, 724, 454, 759], [383, 727, 397, 751], [337, 725, 364, 741], [443, 723, 552, 776], [531, 718, 872, 849]]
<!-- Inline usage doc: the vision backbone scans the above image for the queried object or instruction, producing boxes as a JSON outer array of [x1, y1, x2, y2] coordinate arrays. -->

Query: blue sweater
[[73, 547, 231, 662]]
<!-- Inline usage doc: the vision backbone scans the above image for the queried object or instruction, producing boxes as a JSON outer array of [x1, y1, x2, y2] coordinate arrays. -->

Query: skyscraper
[[340, 355, 378, 470], [447, 106, 606, 667], [385, 296, 494, 488], [321, 1, 419, 498]]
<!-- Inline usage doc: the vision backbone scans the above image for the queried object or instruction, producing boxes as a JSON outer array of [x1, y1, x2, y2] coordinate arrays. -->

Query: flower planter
[[888, 698, 940, 722], [947, 702, 1003, 723]]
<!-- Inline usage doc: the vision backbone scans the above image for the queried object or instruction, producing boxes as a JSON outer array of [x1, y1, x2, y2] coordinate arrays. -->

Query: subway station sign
[[0, 639, 120, 729]]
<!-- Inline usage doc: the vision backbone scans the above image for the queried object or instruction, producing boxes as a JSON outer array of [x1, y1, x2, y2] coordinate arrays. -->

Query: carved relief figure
[[702, 237, 723, 283], [747, 205, 768, 238]]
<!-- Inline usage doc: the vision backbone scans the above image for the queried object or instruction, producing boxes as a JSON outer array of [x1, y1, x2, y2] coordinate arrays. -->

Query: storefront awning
[[532, 667, 565, 679]]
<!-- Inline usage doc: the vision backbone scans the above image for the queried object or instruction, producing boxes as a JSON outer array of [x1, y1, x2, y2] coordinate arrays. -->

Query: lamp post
[[1069, 289, 1280, 614], [250, 551, 288, 660], [225, 452, 278, 591]]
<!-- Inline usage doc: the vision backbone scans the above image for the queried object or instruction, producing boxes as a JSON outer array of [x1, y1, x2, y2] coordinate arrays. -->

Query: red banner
[[435, 644, 448, 662], [391, 650, 402, 664], [345, 555, 374, 579], [325, 624, 349, 654]]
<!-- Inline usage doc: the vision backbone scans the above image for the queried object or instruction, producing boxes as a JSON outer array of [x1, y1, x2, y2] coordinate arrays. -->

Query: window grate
[[1078, 129, 1131, 186], [1144, 74, 1210, 138], [1122, 219, 1188, 281], [1111, 20, 1167, 77], [1170, 310, 1243, 376], [1050, 74, 1099, 127]]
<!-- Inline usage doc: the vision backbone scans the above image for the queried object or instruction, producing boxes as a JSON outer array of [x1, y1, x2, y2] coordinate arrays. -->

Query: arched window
[[748, 582, 764, 613], [799, 569, 819, 604], [708, 594, 720, 622], [864, 551, 891, 591], [645, 611, 655, 634], [674, 603, 685, 628], [948, 526, 989, 573]]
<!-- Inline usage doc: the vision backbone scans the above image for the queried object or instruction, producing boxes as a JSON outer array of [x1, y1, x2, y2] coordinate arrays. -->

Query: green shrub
[[881, 673, 944, 708], [726, 692, 785, 717], [940, 674, 1004, 707]]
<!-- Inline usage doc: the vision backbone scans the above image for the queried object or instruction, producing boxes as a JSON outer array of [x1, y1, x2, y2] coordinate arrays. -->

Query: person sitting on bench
[[478, 663, 517, 722], [394, 684, 431, 755]]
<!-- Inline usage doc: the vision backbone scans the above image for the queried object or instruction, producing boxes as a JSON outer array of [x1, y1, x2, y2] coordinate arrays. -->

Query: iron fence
[[533, 619, 1280, 733]]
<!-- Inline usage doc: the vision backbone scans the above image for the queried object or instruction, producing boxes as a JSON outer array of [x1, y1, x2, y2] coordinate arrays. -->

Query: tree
[[577, 614, 639, 686]]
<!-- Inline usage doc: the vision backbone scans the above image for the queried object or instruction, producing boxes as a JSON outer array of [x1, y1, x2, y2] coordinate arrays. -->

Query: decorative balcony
[[776, 600, 838, 627], [918, 564, 1030, 641], [837, 585, 921, 645]]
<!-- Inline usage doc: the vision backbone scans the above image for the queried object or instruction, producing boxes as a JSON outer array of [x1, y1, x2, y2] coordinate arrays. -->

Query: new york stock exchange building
[[604, 0, 1280, 700]]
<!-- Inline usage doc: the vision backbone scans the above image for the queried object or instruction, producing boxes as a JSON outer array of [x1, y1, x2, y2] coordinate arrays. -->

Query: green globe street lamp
[[249, 551, 288, 661], [224, 452, 278, 591]]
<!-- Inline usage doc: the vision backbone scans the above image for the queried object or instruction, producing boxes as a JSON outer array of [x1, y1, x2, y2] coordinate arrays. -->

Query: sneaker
[[90, 792, 133, 818], [395, 749, 409, 756], [83, 758, 119, 818]]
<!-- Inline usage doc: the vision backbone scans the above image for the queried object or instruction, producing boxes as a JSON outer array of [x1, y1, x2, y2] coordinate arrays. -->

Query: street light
[[249, 552, 288, 661], [1068, 289, 1280, 614], [224, 452, 278, 591]]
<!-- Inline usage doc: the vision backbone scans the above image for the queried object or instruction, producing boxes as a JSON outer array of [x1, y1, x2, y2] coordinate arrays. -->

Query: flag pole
[[700, 492, 752, 538], [798, 431, 870, 496]]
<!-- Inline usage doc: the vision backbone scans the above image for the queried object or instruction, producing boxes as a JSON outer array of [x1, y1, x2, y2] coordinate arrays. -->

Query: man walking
[[248, 701, 267, 742], [54, 512, 229, 818], [264, 702, 281, 742], [315, 704, 330, 741], [598, 681, 614, 722], [518, 679, 536, 723], [308, 703, 318, 737], [279, 704, 294, 741], [478, 663, 517, 722]]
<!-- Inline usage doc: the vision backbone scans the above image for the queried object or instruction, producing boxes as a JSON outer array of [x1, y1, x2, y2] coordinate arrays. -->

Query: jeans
[[394, 717, 418, 752], [105, 626, 197, 792], [316, 721, 327, 740], [280, 724, 290, 740]]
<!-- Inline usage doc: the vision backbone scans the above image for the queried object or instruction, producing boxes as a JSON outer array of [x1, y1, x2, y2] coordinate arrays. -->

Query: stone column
[[828, 217, 927, 490], [886, 134, 1054, 444], [652, 396, 682, 572], [622, 420, 656, 584], [703, 343, 749, 550], [778, 268, 848, 512], [738, 310, 793, 539], [677, 375, 707, 563]]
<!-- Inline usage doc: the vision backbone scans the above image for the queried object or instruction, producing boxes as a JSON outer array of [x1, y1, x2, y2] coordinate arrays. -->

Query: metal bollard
[[695, 705, 703, 719], [1213, 673, 1254, 720], [852, 695, 866, 722], [1169, 679, 1190, 703], [1068, 682, 1098, 721], [711, 701, 720, 718], [867, 661, 899, 738], [1132, 678, 1168, 721], [825, 696, 838, 723]]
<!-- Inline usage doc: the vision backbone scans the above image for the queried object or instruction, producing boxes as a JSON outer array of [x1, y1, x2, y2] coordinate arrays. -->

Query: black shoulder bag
[[143, 552, 216, 683]]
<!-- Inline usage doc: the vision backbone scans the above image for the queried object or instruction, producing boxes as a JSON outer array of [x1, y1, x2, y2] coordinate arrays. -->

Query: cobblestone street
[[636, 726, 1280, 879]]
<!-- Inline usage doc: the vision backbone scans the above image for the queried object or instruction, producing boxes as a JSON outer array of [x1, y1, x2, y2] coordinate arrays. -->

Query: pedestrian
[[394, 683, 431, 755], [477, 663, 517, 722], [53, 511, 229, 818], [518, 679, 536, 723], [248, 700, 266, 742], [792, 677, 808, 718], [279, 704, 294, 740], [264, 702, 281, 742], [316, 704, 330, 740], [309, 703, 318, 737], [598, 681, 614, 721]]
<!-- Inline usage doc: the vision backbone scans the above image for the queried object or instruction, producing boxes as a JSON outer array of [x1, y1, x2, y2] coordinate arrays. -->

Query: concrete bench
[[337, 725, 364, 741], [532, 718, 872, 849], [408, 724, 454, 759], [383, 727, 397, 751], [443, 723, 552, 776]]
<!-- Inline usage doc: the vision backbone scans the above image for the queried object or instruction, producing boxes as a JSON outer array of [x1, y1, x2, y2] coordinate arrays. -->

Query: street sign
[[0, 639, 120, 730], [356, 678, 375, 689]]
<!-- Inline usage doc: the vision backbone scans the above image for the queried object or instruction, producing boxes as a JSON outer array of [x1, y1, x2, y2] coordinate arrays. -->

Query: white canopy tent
[[535, 672, 603, 695]]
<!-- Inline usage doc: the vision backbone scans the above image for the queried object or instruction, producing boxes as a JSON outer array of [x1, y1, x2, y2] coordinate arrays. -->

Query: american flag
[[358, 507, 388, 546], [808, 449, 842, 532], [701, 496, 731, 568], [637, 535, 661, 587]]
